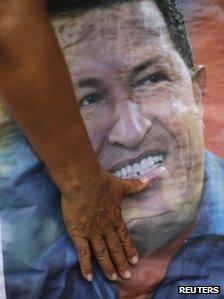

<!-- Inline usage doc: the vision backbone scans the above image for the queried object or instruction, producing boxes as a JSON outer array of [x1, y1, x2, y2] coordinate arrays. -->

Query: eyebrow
[[78, 56, 165, 88], [131, 57, 159, 77], [78, 78, 101, 88]]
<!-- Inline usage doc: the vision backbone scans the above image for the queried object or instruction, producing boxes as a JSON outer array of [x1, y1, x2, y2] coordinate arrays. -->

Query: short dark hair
[[47, 0, 193, 68]]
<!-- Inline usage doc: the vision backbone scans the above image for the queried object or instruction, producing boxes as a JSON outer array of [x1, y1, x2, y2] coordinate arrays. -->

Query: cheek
[[138, 89, 199, 133], [139, 92, 202, 165], [81, 107, 115, 154]]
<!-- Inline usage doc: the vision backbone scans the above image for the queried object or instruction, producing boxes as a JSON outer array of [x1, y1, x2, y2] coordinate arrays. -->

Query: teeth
[[140, 159, 148, 170], [121, 168, 127, 178], [115, 170, 121, 178], [127, 165, 132, 174], [113, 154, 164, 179], [158, 155, 163, 162], [154, 156, 158, 162], [133, 163, 140, 174], [147, 157, 154, 167]]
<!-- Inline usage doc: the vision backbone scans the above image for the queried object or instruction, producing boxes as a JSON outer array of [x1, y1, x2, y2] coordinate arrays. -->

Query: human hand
[[0, 0, 149, 283], [61, 171, 150, 282]]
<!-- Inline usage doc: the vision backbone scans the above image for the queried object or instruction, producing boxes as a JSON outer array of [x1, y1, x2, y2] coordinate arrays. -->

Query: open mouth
[[111, 152, 166, 179]]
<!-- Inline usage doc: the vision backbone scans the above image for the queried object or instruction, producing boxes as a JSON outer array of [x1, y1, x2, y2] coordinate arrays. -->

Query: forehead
[[52, 0, 172, 59]]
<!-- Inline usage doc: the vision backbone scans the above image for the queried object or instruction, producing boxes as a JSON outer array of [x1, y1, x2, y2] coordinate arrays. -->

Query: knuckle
[[95, 247, 108, 259], [114, 215, 123, 227], [112, 242, 123, 255], [78, 248, 91, 259], [118, 227, 129, 242], [0, 16, 23, 45], [0, 18, 13, 39]]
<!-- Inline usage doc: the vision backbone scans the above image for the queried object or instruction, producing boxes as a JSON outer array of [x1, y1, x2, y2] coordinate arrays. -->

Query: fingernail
[[139, 177, 149, 183], [124, 271, 132, 279], [111, 273, 118, 281], [131, 256, 139, 265], [86, 273, 93, 281]]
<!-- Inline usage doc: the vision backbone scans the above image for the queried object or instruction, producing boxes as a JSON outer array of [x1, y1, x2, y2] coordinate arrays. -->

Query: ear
[[191, 65, 206, 118]]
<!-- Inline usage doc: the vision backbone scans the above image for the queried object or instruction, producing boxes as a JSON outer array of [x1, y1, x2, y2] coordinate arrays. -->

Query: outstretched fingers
[[91, 235, 118, 281]]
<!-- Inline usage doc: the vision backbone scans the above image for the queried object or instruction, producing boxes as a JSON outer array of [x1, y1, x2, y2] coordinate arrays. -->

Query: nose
[[109, 100, 152, 148]]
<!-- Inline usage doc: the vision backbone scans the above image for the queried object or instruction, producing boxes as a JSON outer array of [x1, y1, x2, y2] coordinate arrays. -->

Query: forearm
[[0, 1, 151, 282], [0, 1, 100, 194]]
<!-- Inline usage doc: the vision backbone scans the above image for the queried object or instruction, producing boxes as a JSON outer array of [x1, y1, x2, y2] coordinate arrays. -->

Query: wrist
[[52, 161, 102, 199]]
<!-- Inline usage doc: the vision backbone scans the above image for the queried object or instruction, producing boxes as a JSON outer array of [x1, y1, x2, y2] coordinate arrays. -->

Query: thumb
[[122, 177, 150, 195]]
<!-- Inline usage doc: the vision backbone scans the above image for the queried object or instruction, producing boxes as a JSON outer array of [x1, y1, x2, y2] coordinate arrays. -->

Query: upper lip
[[108, 150, 167, 173]]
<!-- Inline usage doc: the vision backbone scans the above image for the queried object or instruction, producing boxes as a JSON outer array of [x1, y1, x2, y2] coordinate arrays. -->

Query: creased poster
[[0, 0, 223, 298]]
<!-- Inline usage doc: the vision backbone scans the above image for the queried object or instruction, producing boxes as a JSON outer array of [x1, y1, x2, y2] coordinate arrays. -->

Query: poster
[[0, 0, 223, 298]]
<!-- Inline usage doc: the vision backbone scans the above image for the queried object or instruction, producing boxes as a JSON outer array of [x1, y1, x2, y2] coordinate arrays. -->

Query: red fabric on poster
[[182, 0, 224, 158]]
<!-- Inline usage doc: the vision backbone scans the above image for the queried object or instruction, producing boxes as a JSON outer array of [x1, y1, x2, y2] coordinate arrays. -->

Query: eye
[[80, 93, 104, 107], [132, 72, 169, 88]]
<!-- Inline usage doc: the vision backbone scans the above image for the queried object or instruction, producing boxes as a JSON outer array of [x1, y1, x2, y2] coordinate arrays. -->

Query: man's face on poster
[[53, 0, 205, 256]]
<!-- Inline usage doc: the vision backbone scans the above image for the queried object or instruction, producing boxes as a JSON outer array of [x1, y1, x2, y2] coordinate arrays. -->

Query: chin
[[124, 193, 200, 257], [120, 150, 203, 258]]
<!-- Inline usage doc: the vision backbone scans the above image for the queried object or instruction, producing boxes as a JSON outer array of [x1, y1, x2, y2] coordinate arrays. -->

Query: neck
[[116, 223, 194, 299]]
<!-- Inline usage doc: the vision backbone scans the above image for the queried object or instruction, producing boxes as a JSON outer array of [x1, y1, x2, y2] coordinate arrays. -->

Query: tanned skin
[[0, 0, 150, 282]]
